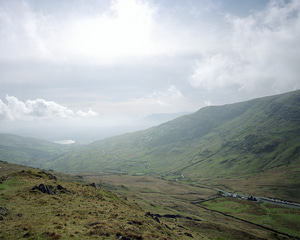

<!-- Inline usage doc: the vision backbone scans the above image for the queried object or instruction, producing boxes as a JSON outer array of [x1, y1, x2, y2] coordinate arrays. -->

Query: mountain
[[48, 90, 299, 171], [1, 90, 300, 201]]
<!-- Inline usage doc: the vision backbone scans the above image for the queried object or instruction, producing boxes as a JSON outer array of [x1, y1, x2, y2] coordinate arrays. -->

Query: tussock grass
[[0, 166, 204, 239]]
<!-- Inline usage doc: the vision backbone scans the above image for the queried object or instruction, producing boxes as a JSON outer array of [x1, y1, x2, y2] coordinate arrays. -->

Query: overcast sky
[[0, 0, 300, 141]]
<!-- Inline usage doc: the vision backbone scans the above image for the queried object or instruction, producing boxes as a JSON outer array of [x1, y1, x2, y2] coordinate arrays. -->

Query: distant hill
[[0, 134, 69, 168]]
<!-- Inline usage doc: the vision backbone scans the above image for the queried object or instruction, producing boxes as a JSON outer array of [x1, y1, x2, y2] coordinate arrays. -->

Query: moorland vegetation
[[1, 90, 300, 239]]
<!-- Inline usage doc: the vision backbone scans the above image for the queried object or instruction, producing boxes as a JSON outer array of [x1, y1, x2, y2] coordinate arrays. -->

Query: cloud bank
[[0, 0, 299, 141], [190, 0, 300, 94], [0, 95, 98, 121], [0, 0, 159, 64]]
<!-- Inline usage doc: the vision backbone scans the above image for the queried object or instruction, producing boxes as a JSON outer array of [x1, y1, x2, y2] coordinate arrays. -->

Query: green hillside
[[0, 134, 70, 168], [44, 90, 300, 200], [1, 90, 300, 201], [48, 90, 299, 172], [1, 91, 300, 239], [1, 161, 202, 240]]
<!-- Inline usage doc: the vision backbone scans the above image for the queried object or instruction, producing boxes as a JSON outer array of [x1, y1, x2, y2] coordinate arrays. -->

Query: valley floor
[[79, 173, 300, 240]]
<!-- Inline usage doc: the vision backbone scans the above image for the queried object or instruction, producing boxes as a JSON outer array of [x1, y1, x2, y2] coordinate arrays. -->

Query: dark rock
[[32, 184, 55, 194], [87, 222, 100, 227], [89, 183, 96, 188], [31, 184, 72, 195], [0, 207, 10, 216], [38, 184, 55, 195], [162, 214, 180, 218], [57, 185, 71, 193], [0, 216, 4, 221], [17, 213, 23, 217]]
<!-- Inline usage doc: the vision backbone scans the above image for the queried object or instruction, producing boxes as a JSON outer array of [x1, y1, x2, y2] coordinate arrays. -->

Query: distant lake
[[52, 140, 75, 145]]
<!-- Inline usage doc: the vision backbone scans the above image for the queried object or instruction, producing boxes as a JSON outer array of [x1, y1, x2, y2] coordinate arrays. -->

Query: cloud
[[0, 0, 158, 64], [0, 0, 221, 65], [130, 85, 198, 114], [146, 85, 184, 106], [190, 0, 300, 93], [0, 95, 98, 121], [190, 53, 243, 89]]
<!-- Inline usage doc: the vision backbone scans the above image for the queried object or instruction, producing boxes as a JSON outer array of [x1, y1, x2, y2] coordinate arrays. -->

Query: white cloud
[[190, 53, 243, 89], [0, 0, 159, 64], [190, 0, 300, 93], [146, 85, 184, 106], [0, 95, 98, 121], [0, 0, 220, 65], [76, 109, 98, 117]]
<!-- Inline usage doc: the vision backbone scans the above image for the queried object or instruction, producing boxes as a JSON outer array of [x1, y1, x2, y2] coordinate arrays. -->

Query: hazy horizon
[[1, 0, 299, 142]]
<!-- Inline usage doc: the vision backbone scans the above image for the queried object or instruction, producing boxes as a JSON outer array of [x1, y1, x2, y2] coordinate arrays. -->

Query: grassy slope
[[80, 172, 300, 240], [0, 161, 203, 240], [2, 161, 298, 240], [1, 90, 299, 201], [0, 134, 70, 168], [46, 90, 300, 200]]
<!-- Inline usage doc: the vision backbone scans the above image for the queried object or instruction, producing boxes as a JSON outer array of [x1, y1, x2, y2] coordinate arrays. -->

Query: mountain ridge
[[0, 90, 299, 201]]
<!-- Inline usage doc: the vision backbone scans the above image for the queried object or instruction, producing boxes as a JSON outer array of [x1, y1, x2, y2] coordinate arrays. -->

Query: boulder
[[32, 184, 55, 195], [0, 207, 10, 216]]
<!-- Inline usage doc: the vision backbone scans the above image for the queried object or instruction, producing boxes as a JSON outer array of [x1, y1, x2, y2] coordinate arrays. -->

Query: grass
[[80, 172, 300, 240], [2, 161, 300, 239], [201, 197, 300, 238], [0, 177, 19, 190], [1, 91, 300, 204], [0, 164, 206, 240]]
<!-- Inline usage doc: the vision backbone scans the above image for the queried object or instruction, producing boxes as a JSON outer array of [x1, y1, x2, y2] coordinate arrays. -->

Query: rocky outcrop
[[31, 184, 71, 195], [57, 184, 72, 193], [32, 184, 55, 195]]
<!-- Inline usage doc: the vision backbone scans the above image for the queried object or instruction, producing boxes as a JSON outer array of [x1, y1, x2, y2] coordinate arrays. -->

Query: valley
[[1, 90, 300, 239], [78, 172, 300, 239]]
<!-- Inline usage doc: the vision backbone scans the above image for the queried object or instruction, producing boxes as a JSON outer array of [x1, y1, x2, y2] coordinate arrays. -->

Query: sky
[[0, 0, 300, 142]]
